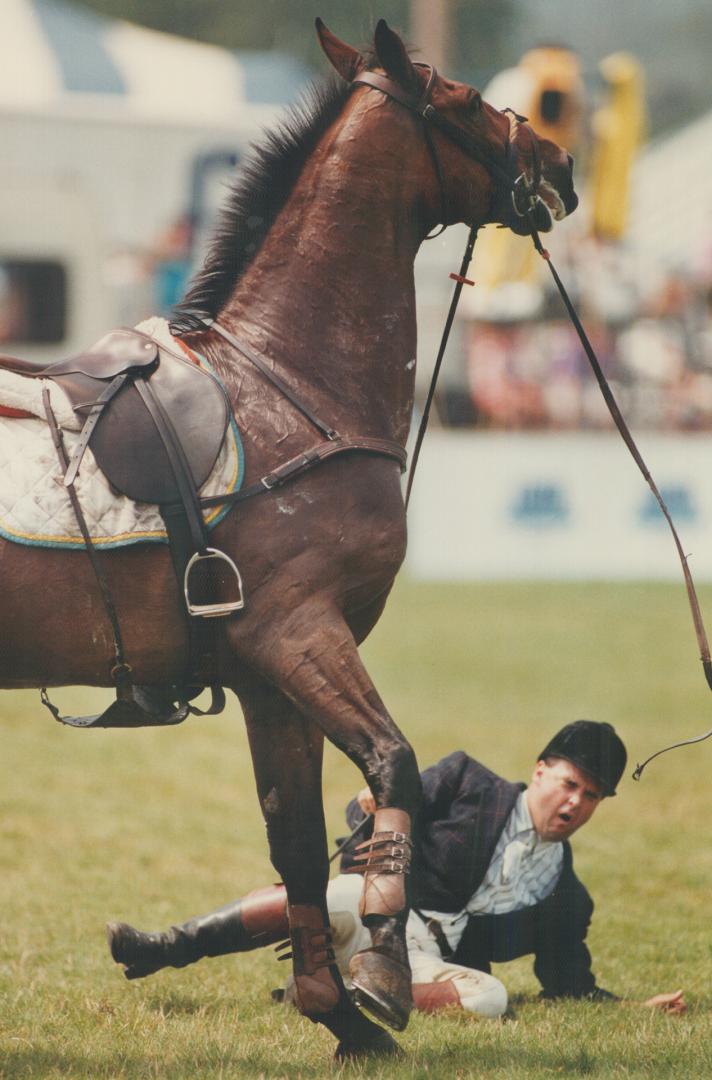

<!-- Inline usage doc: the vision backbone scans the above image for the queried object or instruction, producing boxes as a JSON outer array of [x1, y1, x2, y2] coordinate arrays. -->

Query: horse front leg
[[230, 610, 421, 1033], [236, 673, 399, 1058]]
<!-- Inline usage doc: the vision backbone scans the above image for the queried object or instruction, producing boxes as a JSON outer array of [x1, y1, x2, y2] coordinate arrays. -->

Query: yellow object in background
[[518, 46, 584, 152], [590, 52, 646, 240], [471, 47, 584, 298]]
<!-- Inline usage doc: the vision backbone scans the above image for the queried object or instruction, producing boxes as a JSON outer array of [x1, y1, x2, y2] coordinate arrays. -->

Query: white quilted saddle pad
[[0, 318, 243, 550]]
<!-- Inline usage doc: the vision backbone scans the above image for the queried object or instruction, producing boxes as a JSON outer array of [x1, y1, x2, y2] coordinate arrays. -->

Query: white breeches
[[325, 874, 507, 1018]]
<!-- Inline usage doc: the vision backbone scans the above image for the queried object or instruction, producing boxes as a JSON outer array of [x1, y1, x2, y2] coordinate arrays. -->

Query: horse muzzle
[[508, 193, 554, 235], [508, 174, 578, 235]]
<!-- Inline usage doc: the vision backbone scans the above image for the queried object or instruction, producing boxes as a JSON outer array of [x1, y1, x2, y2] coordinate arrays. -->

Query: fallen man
[[107, 720, 685, 1017]]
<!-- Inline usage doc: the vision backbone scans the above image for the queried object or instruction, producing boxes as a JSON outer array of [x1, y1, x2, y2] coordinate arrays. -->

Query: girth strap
[[133, 377, 208, 556]]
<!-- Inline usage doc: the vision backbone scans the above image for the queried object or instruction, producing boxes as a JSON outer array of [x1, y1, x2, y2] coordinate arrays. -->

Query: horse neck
[[216, 100, 431, 446]]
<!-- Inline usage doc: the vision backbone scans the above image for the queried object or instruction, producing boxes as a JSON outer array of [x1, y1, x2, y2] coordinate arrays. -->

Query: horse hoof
[[334, 1029, 401, 1061], [349, 947, 413, 1032]]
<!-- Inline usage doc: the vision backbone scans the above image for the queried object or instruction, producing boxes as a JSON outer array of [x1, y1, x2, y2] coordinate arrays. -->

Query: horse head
[[317, 18, 578, 238]]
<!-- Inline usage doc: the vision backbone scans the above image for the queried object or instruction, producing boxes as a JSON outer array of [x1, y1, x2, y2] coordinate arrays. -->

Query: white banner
[[406, 431, 712, 580]]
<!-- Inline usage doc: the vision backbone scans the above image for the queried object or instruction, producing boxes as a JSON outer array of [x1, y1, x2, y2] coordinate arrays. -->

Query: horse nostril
[[567, 153, 575, 174]]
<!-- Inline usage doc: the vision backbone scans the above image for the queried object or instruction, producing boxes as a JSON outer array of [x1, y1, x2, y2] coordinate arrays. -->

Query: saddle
[[0, 328, 228, 504], [0, 328, 239, 729]]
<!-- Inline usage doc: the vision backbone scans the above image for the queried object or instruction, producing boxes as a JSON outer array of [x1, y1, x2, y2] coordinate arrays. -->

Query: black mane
[[171, 74, 352, 334]]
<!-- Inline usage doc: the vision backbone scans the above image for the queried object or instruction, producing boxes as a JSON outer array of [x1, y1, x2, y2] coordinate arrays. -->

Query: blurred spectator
[[151, 216, 194, 316], [462, 266, 712, 434]]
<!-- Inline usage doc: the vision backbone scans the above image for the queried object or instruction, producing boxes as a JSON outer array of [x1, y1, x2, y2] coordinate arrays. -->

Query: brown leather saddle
[[0, 328, 229, 505]]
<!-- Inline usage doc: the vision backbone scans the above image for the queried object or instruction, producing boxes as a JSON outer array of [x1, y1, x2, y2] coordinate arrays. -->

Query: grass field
[[2, 578, 712, 1078]]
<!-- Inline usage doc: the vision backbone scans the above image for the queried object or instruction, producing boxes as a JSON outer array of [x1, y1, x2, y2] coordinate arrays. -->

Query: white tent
[[0, 0, 312, 358], [628, 109, 712, 277], [0, 0, 309, 125]]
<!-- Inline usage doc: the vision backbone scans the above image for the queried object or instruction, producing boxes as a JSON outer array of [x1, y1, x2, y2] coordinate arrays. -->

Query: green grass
[[2, 579, 712, 1077]]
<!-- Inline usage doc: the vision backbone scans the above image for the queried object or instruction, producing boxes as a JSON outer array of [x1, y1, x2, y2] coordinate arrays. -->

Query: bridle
[[351, 63, 545, 236], [351, 62, 712, 778]]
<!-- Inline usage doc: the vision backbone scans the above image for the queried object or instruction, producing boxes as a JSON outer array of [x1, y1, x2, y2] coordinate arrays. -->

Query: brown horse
[[0, 19, 577, 1058]]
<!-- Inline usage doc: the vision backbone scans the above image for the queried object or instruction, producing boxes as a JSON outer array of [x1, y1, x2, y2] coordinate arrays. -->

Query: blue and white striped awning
[[628, 109, 712, 276], [0, 0, 310, 122]]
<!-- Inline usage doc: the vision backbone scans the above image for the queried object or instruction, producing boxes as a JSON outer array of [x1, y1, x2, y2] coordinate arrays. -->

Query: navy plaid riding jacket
[[341, 751, 608, 999]]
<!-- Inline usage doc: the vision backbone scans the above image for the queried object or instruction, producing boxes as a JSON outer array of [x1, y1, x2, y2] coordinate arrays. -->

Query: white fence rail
[[406, 431, 712, 580]]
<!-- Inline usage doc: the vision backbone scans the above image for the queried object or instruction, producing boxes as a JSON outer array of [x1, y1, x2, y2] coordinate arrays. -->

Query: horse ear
[[373, 19, 419, 92], [315, 18, 366, 82]]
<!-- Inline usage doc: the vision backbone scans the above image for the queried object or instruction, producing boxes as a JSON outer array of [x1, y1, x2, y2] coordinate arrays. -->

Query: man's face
[[526, 757, 603, 842]]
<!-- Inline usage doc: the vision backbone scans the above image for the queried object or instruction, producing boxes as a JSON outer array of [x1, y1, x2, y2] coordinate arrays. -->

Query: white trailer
[[0, 0, 302, 361]]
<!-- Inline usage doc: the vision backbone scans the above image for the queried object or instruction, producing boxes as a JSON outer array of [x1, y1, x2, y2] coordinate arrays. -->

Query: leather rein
[[345, 63, 712, 779]]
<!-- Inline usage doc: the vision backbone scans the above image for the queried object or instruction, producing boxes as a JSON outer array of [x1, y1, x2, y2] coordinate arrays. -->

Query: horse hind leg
[[237, 675, 399, 1059], [230, 610, 421, 1033]]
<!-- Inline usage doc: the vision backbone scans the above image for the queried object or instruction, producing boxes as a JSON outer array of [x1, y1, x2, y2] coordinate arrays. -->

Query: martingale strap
[[194, 318, 407, 513], [200, 435, 406, 511]]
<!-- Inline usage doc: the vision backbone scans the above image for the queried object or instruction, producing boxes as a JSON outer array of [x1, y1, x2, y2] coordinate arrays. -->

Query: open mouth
[[539, 180, 567, 221]]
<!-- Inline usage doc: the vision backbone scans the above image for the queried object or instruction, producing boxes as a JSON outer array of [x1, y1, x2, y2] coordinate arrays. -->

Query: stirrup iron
[[183, 547, 245, 617]]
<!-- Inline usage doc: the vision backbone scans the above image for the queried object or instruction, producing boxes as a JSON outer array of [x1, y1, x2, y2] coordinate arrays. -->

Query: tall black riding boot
[[107, 884, 288, 980]]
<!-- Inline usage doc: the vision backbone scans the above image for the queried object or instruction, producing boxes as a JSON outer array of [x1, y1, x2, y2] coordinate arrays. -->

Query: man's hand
[[642, 990, 686, 1014], [356, 786, 376, 816]]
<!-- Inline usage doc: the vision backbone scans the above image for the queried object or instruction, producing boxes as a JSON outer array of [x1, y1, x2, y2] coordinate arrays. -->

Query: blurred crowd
[[452, 242, 712, 433]]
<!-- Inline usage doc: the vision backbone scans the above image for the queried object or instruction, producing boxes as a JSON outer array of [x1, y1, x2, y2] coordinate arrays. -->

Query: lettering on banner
[[638, 485, 697, 527], [511, 484, 569, 526]]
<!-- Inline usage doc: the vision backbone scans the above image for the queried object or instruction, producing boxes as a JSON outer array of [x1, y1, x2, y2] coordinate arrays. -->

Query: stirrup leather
[[347, 830, 412, 875], [275, 926, 336, 976]]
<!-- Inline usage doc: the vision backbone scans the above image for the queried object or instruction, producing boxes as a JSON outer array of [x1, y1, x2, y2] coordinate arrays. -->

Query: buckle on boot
[[276, 927, 336, 976], [347, 831, 413, 875]]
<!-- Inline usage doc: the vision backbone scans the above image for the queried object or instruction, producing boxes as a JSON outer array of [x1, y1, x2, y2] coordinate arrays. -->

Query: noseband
[[350, 64, 543, 234]]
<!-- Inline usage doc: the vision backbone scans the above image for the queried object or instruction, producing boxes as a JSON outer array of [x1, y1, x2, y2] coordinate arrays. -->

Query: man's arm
[[534, 860, 686, 1013], [534, 853, 610, 1001], [340, 752, 474, 872], [541, 985, 686, 1013], [347, 751, 479, 825], [640, 991, 686, 1014]]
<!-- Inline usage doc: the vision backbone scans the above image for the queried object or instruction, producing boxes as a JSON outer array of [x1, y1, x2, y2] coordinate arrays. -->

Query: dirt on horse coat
[[0, 18, 578, 1058]]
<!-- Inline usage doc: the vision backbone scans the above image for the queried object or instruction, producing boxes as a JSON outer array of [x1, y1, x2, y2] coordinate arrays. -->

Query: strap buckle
[[511, 173, 540, 219]]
